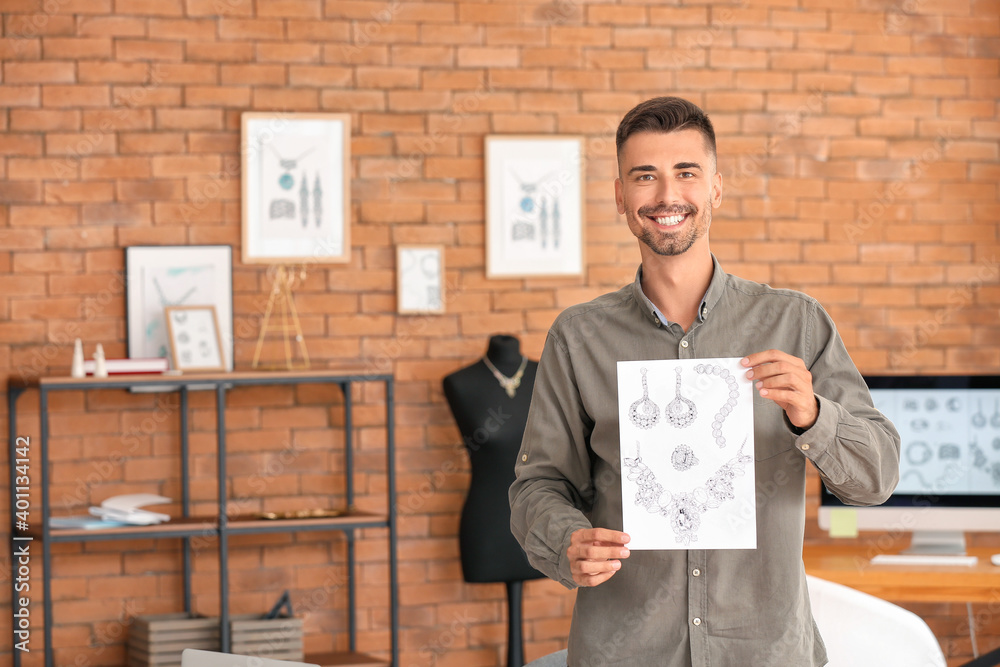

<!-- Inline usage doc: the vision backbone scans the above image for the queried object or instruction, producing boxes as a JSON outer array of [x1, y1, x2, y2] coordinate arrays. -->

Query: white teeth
[[653, 214, 685, 226]]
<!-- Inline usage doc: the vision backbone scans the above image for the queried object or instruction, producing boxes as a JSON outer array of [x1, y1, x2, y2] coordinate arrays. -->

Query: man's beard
[[630, 201, 711, 257]]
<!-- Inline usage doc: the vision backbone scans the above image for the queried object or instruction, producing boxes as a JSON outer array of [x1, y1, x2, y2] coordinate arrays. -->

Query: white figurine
[[93, 344, 108, 378], [71, 338, 85, 378]]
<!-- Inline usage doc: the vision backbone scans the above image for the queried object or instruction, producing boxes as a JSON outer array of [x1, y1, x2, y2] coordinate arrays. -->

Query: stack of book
[[83, 357, 169, 375]]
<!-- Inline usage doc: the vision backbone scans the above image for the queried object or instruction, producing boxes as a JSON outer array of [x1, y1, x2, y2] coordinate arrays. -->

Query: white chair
[[180, 649, 320, 667], [522, 578, 946, 667], [523, 649, 567, 667], [806, 575, 947, 667]]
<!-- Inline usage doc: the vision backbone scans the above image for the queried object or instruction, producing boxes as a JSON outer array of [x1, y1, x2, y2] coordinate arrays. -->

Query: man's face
[[614, 129, 723, 257]]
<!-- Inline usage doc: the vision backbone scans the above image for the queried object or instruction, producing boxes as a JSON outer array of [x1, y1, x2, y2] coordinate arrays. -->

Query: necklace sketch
[[628, 367, 660, 430], [693, 363, 741, 448], [482, 355, 529, 398], [665, 367, 697, 428], [265, 142, 322, 224], [508, 168, 562, 249], [624, 436, 751, 546]]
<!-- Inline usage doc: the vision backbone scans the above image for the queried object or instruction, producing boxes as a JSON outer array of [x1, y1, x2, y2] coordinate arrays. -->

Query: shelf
[[43, 516, 217, 541], [227, 511, 390, 535], [39, 511, 390, 541], [10, 367, 386, 391], [9, 370, 398, 667], [306, 651, 389, 667]]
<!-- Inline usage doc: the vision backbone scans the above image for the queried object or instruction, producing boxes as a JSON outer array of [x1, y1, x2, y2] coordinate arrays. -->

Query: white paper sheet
[[618, 358, 756, 550]]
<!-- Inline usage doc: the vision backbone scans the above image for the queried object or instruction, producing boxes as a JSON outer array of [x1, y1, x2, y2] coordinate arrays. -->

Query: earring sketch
[[665, 367, 698, 428], [628, 367, 660, 430]]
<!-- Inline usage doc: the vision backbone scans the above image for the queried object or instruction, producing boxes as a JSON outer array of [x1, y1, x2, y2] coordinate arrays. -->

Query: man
[[509, 97, 900, 666]]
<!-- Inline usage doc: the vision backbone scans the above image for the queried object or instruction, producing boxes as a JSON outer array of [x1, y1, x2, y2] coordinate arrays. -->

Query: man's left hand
[[742, 350, 818, 430]]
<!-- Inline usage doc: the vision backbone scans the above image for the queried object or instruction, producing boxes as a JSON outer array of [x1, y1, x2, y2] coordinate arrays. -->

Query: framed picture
[[242, 112, 351, 264], [164, 306, 225, 372], [125, 245, 233, 371], [397, 245, 445, 314], [485, 135, 586, 278]]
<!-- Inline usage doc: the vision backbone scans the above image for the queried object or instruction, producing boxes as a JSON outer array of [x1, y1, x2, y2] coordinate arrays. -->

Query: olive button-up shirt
[[510, 259, 900, 667]]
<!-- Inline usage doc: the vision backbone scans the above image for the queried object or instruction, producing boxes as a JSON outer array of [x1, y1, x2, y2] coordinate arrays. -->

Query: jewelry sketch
[[670, 444, 699, 471], [624, 436, 751, 547], [242, 113, 350, 264], [972, 400, 986, 428], [665, 367, 697, 428], [485, 136, 584, 278], [396, 245, 445, 314], [628, 367, 660, 430], [617, 357, 756, 551], [694, 363, 741, 447]]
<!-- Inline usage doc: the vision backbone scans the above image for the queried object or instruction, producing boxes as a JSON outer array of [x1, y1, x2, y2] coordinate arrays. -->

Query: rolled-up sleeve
[[509, 328, 595, 589], [790, 301, 901, 505]]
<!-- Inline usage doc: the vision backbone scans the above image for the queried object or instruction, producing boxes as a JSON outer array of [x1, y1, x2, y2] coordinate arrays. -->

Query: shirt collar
[[632, 255, 728, 328]]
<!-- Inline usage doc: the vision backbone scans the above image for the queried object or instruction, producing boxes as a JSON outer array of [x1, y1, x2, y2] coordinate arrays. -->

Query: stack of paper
[[89, 494, 172, 525]]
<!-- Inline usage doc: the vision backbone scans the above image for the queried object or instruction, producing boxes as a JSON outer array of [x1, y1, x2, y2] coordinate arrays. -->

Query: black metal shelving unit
[[8, 370, 398, 667]]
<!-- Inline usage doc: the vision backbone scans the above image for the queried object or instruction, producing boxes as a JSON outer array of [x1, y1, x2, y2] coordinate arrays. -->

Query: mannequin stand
[[506, 580, 525, 667]]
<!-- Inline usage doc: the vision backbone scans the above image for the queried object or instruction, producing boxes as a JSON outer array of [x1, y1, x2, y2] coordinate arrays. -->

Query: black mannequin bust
[[443, 334, 544, 584], [443, 334, 544, 667]]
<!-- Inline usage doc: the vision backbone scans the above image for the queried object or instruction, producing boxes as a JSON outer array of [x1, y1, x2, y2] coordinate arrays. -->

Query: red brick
[[45, 181, 115, 204], [288, 65, 354, 88], [43, 37, 113, 59], [77, 15, 147, 36], [5, 61, 76, 83], [258, 42, 322, 63], [77, 61, 151, 83], [186, 41, 255, 62]]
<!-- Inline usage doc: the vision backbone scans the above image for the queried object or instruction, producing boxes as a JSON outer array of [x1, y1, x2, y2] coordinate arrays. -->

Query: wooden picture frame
[[164, 306, 226, 372], [241, 112, 351, 264], [397, 245, 445, 314], [125, 245, 233, 371], [485, 135, 586, 278]]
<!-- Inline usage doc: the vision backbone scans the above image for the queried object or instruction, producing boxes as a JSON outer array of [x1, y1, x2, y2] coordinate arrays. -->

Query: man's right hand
[[567, 527, 631, 587]]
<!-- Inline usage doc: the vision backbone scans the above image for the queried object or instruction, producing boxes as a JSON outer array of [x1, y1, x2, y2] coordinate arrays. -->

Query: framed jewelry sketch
[[164, 305, 225, 372], [485, 135, 585, 278], [125, 245, 234, 371], [397, 245, 445, 314], [242, 112, 351, 264]]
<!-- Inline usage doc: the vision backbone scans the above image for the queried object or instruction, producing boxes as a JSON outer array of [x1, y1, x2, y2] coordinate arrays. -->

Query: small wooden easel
[[252, 265, 310, 370]]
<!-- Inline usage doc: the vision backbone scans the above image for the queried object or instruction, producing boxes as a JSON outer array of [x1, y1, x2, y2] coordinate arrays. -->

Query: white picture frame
[[485, 135, 586, 278], [164, 306, 225, 373], [242, 112, 351, 264], [397, 245, 445, 314], [125, 245, 233, 371]]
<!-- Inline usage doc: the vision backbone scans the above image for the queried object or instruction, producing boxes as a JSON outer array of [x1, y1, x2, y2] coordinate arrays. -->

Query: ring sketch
[[617, 358, 756, 550]]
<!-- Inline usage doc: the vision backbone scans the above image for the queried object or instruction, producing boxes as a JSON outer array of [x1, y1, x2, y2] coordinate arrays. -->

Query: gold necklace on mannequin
[[482, 355, 529, 398]]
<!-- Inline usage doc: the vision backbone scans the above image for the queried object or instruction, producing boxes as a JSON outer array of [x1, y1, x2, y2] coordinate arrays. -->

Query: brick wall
[[1, 0, 998, 665]]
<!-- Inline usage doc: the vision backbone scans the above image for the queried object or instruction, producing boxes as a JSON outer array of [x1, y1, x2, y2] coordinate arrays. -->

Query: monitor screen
[[819, 375, 1000, 555]]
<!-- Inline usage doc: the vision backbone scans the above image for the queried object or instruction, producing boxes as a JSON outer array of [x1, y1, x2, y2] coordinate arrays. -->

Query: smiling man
[[509, 97, 900, 666]]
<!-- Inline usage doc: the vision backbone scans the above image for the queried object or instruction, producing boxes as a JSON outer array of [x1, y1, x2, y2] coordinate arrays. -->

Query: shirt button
[[692, 568, 701, 577], [692, 618, 702, 626], [801, 444, 810, 451], [680, 340, 689, 348], [521, 454, 527, 461], [701, 305, 708, 318]]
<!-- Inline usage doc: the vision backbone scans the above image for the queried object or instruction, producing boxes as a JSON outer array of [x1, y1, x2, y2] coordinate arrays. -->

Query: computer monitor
[[818, 375, 1000, 555]]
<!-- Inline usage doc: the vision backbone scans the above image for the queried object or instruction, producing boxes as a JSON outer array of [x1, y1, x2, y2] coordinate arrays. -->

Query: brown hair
[[616, 97, 717, 171]]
